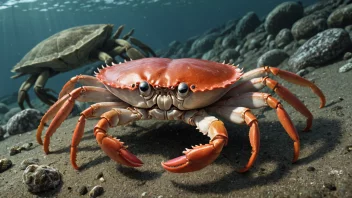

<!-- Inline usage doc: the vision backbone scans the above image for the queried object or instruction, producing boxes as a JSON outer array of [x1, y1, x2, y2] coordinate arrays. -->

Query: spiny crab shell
[[96, 58, 243, 109]]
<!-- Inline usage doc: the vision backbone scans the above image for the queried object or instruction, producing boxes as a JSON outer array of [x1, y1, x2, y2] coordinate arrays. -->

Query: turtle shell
[[97, 58, 243, 92], [12, 24, 113, 75]]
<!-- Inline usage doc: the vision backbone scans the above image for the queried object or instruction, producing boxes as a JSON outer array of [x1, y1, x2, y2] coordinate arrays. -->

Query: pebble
[[307, 166, 316, 172], [95, 172, 103, 180], [79, 186, 88, 195], [339, 63, 352, 73], [9, 142, 33, 156], [343, 52, 352, 60], [296, 69, 309, 76], [20, 158, 39, 170], [324, 183, 337, 191], [346, 145, 352, 152], [0, 158, 12, 173], [89, 185, 104, 198], [99, 177, 105, 182]]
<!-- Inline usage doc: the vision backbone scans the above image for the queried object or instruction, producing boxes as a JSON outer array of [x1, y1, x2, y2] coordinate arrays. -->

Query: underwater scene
[[1, 0, 352, 197]]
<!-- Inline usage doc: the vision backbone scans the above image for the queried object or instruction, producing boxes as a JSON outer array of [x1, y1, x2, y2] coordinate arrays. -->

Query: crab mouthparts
[[156, 94, 173, 110]]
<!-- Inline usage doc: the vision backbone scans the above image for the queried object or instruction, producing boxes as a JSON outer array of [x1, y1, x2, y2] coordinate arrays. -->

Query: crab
[[11, 24, 156, 110], [36, 58, 325, 173]]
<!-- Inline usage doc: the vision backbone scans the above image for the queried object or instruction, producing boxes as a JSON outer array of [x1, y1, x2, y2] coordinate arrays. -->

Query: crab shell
[[96, 58, 243, 110]]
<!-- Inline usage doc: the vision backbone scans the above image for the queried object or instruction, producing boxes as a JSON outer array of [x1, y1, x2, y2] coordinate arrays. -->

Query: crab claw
[[95, 128, 143, 167], [162, 121, 227, 173]]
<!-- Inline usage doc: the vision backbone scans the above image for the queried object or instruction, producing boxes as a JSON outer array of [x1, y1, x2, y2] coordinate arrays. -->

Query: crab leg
[[37, 86, 119, 153], [212, 92, 300, 168], [162, 111, 228, 173], [227, 76, 318, 131], [70, 102, 129, 169], [59, 75, 106, 99], [239, 66, 325, 108], [93, 108, 143, 167], [209, 107, 260, 172]]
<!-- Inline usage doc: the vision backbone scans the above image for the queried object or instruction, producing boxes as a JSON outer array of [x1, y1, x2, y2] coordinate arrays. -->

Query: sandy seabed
[[0, 60, 352, 198]]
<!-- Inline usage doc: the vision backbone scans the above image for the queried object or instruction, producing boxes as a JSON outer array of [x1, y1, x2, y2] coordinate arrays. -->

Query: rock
[[89, 185, 104, 198], [0, 158, 12, 173], [201, 49, 217, 60], [328, 4, 352, 28], [257, 49, 289, 68], [20, 158, 39, 170], [221, 32, 237, 48], [343, 52, 352, 60], [235, 12, 261, 39], [288, 28, 351, 70], [6, 109, 43, 136], [291, 14, 327, 40], [0, 103, 9, 114], [79, 186, 88, 195], [4, 107, 21, 122], [339, 62, 352, 73], [296, 69, 309, 76], [275, 29, 293, 48], [23, 165, 62, 193], [265, 2, 304, 35], [219, 48, 240, 63], [189, 33, 219, 54], [220, 19, 238, 36], [163, 40, 182, 57]]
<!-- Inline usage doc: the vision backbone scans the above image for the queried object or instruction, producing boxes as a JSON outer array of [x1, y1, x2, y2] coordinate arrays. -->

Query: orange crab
[[36, 58, 325, 173]]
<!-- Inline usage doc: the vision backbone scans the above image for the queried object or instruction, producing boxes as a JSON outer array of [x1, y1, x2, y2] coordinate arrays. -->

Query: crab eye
[[139, 81, 151, 95], [177, 82, 189, 97]]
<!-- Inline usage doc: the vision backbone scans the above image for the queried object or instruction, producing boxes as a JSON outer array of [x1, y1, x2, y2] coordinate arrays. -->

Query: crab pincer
[[162, 121, 227, 173]]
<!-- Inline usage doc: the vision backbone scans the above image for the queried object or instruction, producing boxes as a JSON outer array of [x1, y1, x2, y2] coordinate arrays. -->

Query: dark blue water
[[0, 0, 317, 98]]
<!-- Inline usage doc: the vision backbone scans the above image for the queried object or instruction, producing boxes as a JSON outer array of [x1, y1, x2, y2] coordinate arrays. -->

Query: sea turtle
[[11, 24, 156, 110]]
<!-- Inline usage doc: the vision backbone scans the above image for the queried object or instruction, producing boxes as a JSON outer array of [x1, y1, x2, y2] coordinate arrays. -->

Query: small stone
[[0, 158, 12, 173], [343, 52, 352, 60], [141, 192, 147, 197], [20, 158, 39, 170], [20, 142, 33, 151], [296, 69, 309, 76], [89, 185, 104, 198], [324, 183, 337, 191], [339, 63, 352, 73], [99, 177, 105, 182], [9, 147, 21, 156], [79, 186, 88, 195], [346, 145, 352, 152], [95, 172, 103, 179], [307, 166, 316, 172]]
